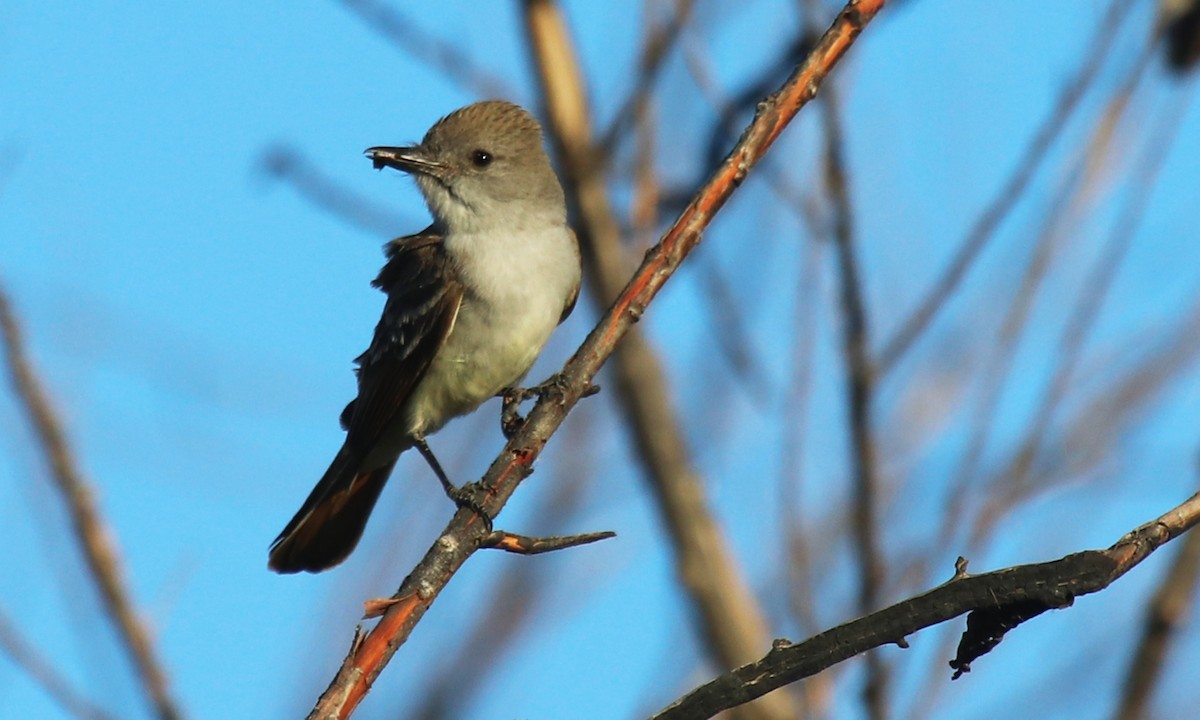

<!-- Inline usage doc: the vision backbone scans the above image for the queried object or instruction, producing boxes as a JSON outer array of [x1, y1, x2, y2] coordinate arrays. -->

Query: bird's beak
[[364, 146, 447, 176]]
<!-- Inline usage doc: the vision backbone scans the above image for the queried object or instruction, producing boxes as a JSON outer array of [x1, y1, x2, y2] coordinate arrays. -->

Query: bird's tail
[[268, 448, 397, 574]]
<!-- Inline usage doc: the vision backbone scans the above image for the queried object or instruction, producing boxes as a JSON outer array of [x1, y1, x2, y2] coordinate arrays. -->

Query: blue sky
[[3, 2, 1200, 719]]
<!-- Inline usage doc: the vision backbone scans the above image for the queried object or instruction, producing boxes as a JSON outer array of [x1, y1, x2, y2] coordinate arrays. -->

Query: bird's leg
[[498, 374, 599, 439], [413, 436, 493, 532]]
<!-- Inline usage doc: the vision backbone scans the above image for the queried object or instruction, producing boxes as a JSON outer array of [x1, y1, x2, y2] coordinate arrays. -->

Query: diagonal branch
[[650, 492, 1200, 720], [521, 2, 793, 718], [0, 284, 183, 720], [304, 2, 888, 717]]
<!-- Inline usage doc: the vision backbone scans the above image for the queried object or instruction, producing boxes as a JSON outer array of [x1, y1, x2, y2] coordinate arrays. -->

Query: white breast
[[402, 221, 579, 436]]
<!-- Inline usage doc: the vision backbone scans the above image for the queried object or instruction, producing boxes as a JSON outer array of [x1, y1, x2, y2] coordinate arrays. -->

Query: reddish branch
[[306, 1, 887, 716], [0, 285, 182, 720], [650, 493, 1200, 720]]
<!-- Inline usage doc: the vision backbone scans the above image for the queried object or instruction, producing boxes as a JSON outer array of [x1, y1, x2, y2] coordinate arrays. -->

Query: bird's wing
[[558, 227, 581, 325], [340, 227, 463, 453]]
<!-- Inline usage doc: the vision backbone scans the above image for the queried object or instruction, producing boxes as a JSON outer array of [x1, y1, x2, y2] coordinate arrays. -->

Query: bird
[[268, 101, 581, 574]]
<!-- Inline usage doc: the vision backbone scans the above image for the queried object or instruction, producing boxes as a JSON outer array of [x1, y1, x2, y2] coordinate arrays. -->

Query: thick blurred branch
[[306, 2, 886, 716], [0, 284, 183, 720], [651, 492, 1200, 720], [521, 1, 793, 718]]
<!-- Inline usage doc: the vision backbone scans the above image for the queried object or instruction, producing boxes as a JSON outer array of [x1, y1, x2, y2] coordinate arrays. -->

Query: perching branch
[[650, 492, 1200, 720], [305, 2, 887, 717]]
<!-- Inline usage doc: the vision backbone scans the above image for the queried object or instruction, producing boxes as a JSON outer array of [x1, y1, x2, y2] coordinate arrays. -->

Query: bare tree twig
[[596, 0, 696, 154], [966, 46, 1173, 546], [479, 528, 616, 554], [0, 285, 183, 720], [651, 492, 1200, 720], [778, 218, 832, 719], [818, 78, 889, 719], [1001, 44, 1170, 494], [928, 19, 1154, 556], [260, 145, 406, 236], [0, 607, 117, 720], [876, 0, 1138, 373], [305, 2, 886, 715], [338, 0, 514, 99]]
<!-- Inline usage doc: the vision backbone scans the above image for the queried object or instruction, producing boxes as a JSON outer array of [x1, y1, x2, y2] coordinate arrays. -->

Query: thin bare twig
[[779, 220, 832, 719], [305, 2, 886, 716], [932, 30, 1156, 553], [0, 286, 183, 720], [0, 608, 117, 720], [260, 145, 406, 236], [338, 0, 514, 99], [877, 0, 1138, 373], [1001, 45, 1172, 494], [651, 492, 1200, 720], [968, 45, 1171, 546], [597, 0, 696, 154], [819, 79, 889, 719], [480, 529, 616, 554]]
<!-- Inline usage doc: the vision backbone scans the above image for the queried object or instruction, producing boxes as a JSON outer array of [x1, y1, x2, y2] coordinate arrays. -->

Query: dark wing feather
[[267, 230, 461, 573], [557, 228, 581, 324], [342, 227, 463, 453]]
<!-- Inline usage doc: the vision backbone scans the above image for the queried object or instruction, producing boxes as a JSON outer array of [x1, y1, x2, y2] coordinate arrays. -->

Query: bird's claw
[[499, 374, 596, 438], [449, 484, 494, 533]]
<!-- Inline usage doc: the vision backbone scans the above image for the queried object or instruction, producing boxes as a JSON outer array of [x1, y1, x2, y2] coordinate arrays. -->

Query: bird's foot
[[446, 483, 494, 533], [498, 374, 599, 438]]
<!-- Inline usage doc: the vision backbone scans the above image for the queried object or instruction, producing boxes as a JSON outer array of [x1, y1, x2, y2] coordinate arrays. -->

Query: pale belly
[[401, 295, 555, 436]]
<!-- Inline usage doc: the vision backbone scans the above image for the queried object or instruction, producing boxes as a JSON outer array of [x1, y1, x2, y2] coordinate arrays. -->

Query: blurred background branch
[[521, 2, 794, 718], [0, 286, 182, 720]]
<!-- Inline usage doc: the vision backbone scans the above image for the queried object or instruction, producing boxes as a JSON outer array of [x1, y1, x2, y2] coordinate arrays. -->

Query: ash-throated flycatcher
[[269, 101, 581, 574]]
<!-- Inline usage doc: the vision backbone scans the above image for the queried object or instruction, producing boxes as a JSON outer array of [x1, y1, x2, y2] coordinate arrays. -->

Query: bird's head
[[366, 100, 565, 233]]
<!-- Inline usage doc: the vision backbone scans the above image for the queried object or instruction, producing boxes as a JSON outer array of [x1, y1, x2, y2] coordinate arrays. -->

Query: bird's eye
[[471, 149, 493, 167]]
